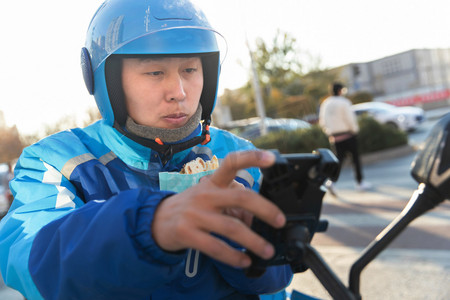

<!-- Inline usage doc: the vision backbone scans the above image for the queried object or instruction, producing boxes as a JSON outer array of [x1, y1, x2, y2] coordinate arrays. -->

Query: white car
[[352, 102, 425, 132]]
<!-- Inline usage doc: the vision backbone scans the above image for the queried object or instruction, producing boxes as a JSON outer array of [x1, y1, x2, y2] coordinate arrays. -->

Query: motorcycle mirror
[[410, 113, 450, 200]]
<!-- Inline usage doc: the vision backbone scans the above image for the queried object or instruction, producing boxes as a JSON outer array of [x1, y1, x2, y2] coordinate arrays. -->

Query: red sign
[[386, 89, 450, 106]]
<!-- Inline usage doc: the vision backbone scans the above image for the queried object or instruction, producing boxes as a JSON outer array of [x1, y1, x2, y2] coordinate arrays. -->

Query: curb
[[340, 144, 417, 168], [360, 144, 417, 165]]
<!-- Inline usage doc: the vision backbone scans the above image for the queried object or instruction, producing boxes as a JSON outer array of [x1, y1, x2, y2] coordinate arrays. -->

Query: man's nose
[[165, 74, 186, 102]]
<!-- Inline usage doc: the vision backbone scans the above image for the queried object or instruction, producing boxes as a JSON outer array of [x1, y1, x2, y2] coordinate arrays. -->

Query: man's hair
[[331, 82, 344, 96]]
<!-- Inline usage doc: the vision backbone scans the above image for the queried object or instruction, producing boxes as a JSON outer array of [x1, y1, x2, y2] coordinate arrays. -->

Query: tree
[[349, 91, 374, 104], [223, 29, 337, 121], [247, 30, 308, 118], [0, 125, 23, 163], [252, 30, 304, 92], [220, 85, 255, 120], [20, 107, 101, 146]]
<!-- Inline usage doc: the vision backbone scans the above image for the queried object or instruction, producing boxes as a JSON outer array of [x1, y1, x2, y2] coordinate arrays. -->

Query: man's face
[[122, 56, 203, 129]]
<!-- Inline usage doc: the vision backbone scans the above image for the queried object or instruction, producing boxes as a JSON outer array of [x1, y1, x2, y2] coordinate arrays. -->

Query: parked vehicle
[[0, 164, 9, 217], [352, 102, 425, 131], [223, 117, 311, 140]]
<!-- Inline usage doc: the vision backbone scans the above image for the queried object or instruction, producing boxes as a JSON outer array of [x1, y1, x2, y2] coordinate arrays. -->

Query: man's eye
[[185, 68, 197, 73], [146, 71, 163, 76]]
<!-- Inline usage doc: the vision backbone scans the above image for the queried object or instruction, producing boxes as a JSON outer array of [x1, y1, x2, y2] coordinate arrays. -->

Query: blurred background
[[2, 0, 449, 171], [1, 0, 450, 138]]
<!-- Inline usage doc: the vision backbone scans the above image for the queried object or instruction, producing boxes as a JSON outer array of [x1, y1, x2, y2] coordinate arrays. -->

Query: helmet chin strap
[[114, 104, 211, 164]]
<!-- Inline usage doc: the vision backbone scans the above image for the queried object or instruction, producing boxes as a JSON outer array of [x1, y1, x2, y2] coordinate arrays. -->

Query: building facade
[[338, 48, 450, 108]]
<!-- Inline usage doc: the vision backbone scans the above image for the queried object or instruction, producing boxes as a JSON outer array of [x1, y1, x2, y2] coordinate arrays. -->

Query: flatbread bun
[[181, 155, 219, 174], [206, 155, 219, 171]]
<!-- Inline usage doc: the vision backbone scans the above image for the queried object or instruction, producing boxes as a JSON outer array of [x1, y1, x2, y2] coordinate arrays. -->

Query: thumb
[[209, 150, 275, 188]]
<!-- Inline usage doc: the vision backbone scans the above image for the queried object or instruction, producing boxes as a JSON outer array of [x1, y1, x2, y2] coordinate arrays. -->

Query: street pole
[[246, 38, 267, 136]]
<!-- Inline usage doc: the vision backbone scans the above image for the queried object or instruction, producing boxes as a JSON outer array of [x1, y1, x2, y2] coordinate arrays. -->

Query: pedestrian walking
[[319, 82, 372, 193]]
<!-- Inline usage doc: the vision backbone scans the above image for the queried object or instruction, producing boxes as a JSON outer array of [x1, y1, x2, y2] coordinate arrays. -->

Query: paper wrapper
[[159, 170, 215, 193]]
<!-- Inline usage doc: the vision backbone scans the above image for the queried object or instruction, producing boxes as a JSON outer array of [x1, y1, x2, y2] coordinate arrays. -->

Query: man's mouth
[[163, 113, 189, 127], [165, 113, 187, 119]]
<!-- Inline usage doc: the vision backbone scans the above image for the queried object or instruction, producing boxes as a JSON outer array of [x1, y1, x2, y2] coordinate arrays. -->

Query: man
[[319, 82, 371, 192], [0, 1, 292, 299]]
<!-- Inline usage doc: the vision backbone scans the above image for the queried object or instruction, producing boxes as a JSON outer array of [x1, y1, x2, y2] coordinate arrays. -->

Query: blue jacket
[[0, 120, 292, 300]]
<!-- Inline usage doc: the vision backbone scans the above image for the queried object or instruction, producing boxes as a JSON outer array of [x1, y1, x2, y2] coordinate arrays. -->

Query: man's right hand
[[152, 150, 286, 268]]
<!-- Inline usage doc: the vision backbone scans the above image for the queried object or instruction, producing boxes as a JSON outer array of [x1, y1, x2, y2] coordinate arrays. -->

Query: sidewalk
[[424, 106, 450, 120], [287, 133, 450, 300], [285, 183, 450, 300], [287, 246, 450, 300]]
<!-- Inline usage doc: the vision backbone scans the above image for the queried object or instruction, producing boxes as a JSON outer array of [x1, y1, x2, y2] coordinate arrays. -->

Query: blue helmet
[[81, 0, 221, 131]]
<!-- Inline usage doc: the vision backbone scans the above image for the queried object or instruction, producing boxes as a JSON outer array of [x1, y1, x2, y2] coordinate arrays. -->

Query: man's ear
[[81, 47, 94, 95]]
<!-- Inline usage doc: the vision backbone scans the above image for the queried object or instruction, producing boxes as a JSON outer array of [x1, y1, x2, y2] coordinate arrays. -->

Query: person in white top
[[319, 82, 371, 192]]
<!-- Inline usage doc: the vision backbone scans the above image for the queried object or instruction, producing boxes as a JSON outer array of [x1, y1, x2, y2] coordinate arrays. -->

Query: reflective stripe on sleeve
[[61, 152, 117, 179]]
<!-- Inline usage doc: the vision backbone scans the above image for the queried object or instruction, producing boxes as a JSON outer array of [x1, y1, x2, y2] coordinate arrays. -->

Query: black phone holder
[[245, 148, 340, 277], [245, 114, 450, 299]]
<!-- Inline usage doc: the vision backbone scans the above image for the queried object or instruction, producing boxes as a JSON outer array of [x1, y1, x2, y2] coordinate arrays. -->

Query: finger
[[198, 174, 212, 183], [229, 180, 245, 189], [188, 229, 253, 268], [197, 213, 275, 261], [207, 188, 286, 229], [210, 150, 275, 188], [198, 175, 243, 188], [223, 207, 253, 227]]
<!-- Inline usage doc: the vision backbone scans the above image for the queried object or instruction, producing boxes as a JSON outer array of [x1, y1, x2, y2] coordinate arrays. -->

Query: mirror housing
[[411, 113, 450, 200]]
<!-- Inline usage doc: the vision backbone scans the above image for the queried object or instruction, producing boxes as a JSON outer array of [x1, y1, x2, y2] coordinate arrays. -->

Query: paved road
[[287, 182, 450, 299], [287, 116, 450, 299]]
